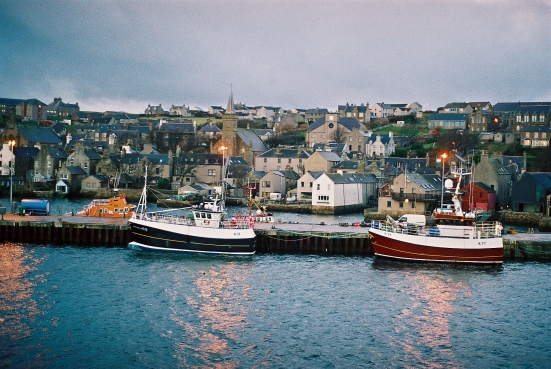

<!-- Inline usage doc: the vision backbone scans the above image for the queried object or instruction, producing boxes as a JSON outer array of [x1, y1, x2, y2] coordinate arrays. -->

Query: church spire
[[226, 84, 235, 114]]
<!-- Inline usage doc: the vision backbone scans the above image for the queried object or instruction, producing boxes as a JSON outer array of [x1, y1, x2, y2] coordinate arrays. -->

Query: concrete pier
[[0, 214, 550, 260]]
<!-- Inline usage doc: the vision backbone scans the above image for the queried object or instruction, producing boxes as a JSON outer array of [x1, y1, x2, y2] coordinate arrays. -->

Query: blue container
[[428, 227, 440, 237], [20, 199, 50, 216]]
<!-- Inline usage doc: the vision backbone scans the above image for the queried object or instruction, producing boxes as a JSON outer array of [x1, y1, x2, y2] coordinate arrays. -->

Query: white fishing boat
[[128, 160, 256, 255], [369, 163, 503, 264]]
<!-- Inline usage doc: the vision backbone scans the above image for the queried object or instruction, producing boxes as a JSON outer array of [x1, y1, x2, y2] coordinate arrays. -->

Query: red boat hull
[[369, 228, 503, 264]]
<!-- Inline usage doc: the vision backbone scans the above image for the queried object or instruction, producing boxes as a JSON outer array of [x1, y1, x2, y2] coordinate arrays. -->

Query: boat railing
[[370, 220, 503, 239], [133, 211, 252, 229]]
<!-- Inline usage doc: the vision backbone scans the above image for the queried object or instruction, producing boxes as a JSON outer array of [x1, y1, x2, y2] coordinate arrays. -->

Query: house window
[[288, 159, 291, 164], [278, 158, 281, 163], [156, 168, 160, 175], [264, 158, 267, 163], [516, 115, 521, 122], [301, 181, 304, 187], [48, 161, 52, 167], [387, 201, 391, 208], [540, 114, 545, 123], [399, 201, 404, 208], [83, 162, 88, 169], [532, 114, 537, 122], [411, 202, 416, 208], [310, 182, 313, 187], [327, 184, 331, 190], [329, 116, 334, 121], [318, 195, 329, 201], [524, 115, 529, 123], [262, 181, 271, 188], [35, 169, 38, 175], [35, 161, 39, 168], [185, 177, 191, 182], [60, 173, 68, 179], [208, 169, 216, 176]]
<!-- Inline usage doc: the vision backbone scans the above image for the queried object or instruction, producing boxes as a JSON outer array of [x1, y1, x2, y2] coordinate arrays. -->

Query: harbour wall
[[0, 219, 550, 261]]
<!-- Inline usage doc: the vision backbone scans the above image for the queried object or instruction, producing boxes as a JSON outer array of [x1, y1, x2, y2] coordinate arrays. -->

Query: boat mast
[[136, 164, 148, 217]]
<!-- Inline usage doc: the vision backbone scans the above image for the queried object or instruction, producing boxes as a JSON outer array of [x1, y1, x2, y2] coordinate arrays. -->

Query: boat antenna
[[136, 164, 148, 218]]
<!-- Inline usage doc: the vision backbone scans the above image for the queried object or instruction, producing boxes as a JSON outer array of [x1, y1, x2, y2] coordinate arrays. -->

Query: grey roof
[[444, 102, 469, 109], [326, 173, 372, 184], [250, 170, 266, 179], [258, 148, 310, 159], [13, 147, 40, 158], [159, 123, 195, 133], [312, 143, 347, 152], [48, 147, 68, 159], [525, 173, 551, 189], [408, 173, 441, 192], [228, 156, 248, 165], [17, 126, 63, 145], [199, 124, 221, 133], [367, 133, 393, 145], [520, 126, 551, 132], [118, 153, 170, 165], [493, 102, 550, 112], [65, 166, 87, 175], [305, 108, 328, 114], [488, 157, 511, 175], [84, 148, 102, 160], [273, 170, 300, 180], [428, 113, 468, 121], [307, 171, 325, 179], [237, 128, 268, 152], [307, 117, 365, 132], [317, 151, 342, 162], [333, 160, 358, 169], [363, 173, 379, 183]]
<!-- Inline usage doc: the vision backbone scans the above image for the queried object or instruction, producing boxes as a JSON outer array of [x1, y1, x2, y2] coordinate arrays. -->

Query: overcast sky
[[1, 0, 550, 114]]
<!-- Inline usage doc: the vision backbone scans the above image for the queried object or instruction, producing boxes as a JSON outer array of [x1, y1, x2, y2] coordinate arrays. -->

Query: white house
[[0, 143, 15, 175], [312, 173, 376, 210], [296, 171, 325, 201], [366, 132, 396, 157], [370, 103, 395, 118]]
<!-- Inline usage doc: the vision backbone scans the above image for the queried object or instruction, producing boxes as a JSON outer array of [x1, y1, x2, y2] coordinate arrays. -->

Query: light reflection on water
[[0, 246, 549, 368]]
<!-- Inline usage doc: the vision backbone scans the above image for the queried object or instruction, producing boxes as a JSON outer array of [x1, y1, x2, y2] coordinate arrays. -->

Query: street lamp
[[440, 153, 447, 212], [8, 140, 15, 214], [219, 145, 228, 198]]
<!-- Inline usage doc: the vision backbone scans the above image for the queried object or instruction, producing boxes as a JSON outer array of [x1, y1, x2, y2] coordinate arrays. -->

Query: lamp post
[[9, 140, 15, 214], [440, 153, 447, 211], [219, 145, 227, 199]]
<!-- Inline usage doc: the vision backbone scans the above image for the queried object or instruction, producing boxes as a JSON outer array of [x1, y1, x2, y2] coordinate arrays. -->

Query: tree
[[331, 125, 346, 143]]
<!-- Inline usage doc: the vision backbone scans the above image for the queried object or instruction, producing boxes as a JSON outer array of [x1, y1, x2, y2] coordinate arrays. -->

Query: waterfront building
[[511, 172, 551, 214], [312, 172, 378, 212], [377, 172, 441, 215], [258, 170, 300, 199], [303, 151, 341, 173]]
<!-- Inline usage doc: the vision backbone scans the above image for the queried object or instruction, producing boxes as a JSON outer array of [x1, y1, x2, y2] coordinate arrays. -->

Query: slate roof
[[471, 182, 495, 193], [237, 128, 268, 152], [307, 117, 365, 132], [427, 113, 468, 121], [317, 151, 341, 162], [407, 173, 442, 192], [305, 108, 328, 114], [258, 148, 311, 159], [326, 173, 371, 184], [51, 122, 68, 135], [199, 124, 221, 133], [17, 126, 63, 145], [333, 160, 358, 170], [367, 133, 393, 145], [84, 148, 102, 160], [528, 173, 551, 188], [13, 147, 39, 158], [159, 123, 195, 133], [228, 156, 248, 166], [48, 147, 68, 159], [493, 102, 550, 112], [520, 126, 551, 132], [516, 105, 551, 115], [444, 102, 469, 109], [249, 171, 266, 179], [307, 171, 325, 180], [117, 153, 170, 165], [65, 166, 87, 175], [488, 157, 511, 175], [363, 173, 379, 183], [272, 170, 300, 180], [312, 143, 347, 152]]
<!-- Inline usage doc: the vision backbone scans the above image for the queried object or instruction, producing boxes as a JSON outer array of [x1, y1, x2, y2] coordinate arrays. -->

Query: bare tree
[[331, 125, 346, 143]]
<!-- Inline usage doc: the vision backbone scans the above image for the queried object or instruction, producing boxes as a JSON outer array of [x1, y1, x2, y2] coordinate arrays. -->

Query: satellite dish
[[444, 179, 454, 189]]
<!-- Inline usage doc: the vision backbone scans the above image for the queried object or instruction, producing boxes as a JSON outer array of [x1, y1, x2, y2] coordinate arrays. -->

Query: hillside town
[[1, 92, 550, 217]]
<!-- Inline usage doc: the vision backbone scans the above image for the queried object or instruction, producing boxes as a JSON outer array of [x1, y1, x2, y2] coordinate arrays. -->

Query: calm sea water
[[1, 243, 550, 368]]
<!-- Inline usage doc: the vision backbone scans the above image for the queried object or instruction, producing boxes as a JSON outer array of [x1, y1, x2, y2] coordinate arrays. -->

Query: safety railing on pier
[[133, 209, 252, 229], [370, 220, 503, 239]]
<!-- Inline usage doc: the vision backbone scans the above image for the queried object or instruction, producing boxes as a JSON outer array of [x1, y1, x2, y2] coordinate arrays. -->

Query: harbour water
[[1, 242, 550, 368]]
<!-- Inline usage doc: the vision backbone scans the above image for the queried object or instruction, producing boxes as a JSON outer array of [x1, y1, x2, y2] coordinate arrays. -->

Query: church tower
[[220, 86, 239, 156]]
